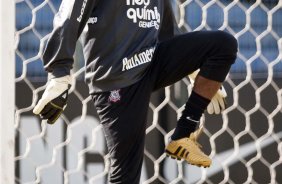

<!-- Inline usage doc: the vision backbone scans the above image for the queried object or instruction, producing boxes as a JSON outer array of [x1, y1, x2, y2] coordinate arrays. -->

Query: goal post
[[0, 0, 15, 184]]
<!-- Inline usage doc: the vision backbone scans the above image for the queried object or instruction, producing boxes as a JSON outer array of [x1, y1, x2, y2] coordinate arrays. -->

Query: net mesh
[[15, 0, 282, 183]]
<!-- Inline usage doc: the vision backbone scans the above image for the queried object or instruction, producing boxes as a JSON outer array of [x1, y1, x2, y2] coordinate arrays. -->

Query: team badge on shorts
[[109, 89, 121, 103]]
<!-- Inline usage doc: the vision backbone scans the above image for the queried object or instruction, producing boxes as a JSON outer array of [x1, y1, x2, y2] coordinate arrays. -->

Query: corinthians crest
[[109, 89, 121, 103]]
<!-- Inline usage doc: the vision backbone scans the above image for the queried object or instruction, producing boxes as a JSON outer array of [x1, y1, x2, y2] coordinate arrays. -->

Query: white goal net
[[11, 0, 282, 183]]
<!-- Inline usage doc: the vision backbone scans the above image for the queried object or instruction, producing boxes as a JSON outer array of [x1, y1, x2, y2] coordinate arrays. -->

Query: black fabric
[[182, 91, 211, 120], [171, 118, 199, 140], [92, 30, 237, 184], [152, 31, 238, 91], [44, 0, 178, 94], [171, 91, 211, 140], [92, 74, 154, 184]]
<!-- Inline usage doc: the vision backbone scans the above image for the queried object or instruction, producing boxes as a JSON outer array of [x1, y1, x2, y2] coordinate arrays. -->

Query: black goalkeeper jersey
[[43, 0, 179, 94]]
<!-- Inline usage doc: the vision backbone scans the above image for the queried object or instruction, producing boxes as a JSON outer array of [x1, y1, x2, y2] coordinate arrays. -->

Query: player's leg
[[92, 76, 154, 184], [166, 75, 221, 167], [152, 30, 238, 167], [153, 30, 237, 89]]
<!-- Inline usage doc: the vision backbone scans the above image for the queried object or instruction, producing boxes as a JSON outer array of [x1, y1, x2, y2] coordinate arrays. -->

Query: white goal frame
[[0, 0, 15, 184]]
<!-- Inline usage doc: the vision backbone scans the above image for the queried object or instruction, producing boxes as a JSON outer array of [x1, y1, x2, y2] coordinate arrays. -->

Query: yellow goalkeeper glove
[[33, 75, 71, 124]]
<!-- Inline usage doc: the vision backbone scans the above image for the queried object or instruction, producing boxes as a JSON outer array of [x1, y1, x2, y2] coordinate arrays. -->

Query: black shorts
[[92, 31, 237, 184]]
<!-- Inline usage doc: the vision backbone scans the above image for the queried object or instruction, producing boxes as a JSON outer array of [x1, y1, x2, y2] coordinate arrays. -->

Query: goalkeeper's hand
[[188, 70, 227, 115], [206, 86, 227, 114], [33, 75, 71, 124]]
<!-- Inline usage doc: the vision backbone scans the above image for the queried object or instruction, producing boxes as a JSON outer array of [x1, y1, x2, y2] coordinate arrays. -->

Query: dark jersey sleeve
[[43, 0, 96, 78], [158, 0, 183, 42]]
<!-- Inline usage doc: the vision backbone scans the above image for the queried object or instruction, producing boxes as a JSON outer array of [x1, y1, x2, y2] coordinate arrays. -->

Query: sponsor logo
[[87, 17, 98, 24], [186, 116, 200, 123], [126, 0, 160, 29], [109, 90, 121, 103], [122, 47, 155, 71], [77, 0, 88, 22]]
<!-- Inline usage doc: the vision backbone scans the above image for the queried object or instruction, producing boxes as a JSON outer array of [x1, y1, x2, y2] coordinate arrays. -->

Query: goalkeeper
[[33, 0, 238, 183]]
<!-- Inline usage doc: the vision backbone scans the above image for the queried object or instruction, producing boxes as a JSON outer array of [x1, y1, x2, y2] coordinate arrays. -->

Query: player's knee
[[212, 31, 238, 66], [214, 30, 238, 54]]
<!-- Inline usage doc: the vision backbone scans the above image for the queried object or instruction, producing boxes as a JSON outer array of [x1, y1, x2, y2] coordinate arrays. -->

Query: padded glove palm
[[33, 75, 71, 124]]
